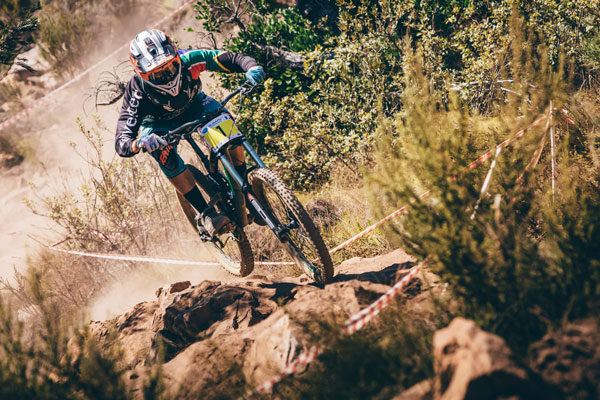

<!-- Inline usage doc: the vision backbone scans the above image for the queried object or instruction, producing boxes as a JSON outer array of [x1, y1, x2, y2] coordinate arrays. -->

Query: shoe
[[197, 207, 230, 236]]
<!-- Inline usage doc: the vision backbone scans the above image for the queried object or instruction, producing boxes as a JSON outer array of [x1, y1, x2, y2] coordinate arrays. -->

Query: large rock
[[91, 250, 433, 398], [530, 318, 600, 399], [8, 46, 51, 82], [433, 317, 562, 400], [152, 280, 279, 360]]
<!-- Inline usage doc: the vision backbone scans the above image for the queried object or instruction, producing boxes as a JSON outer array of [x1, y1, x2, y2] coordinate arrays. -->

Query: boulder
[[8, 46, 51, 82], [152, 280, 279, 360], [433, 317, 562, 400], [530, 318, 600, 399], [90, 249, 431, 398], [93, 301, 159, 368]]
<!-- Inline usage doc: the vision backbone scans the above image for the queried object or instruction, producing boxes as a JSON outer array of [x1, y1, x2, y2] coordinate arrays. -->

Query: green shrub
[[213, 0, 406, 189], [368, 27, 600, 350], [270, 304, 437, 400], [195, 0, 599, 189]]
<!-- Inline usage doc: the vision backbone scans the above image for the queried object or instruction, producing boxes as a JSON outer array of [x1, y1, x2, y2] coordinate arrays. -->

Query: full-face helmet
[[129, 29, 181, 96]]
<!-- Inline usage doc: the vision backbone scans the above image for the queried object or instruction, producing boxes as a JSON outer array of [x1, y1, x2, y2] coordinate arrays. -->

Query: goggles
[[142, 57, 180, 85]]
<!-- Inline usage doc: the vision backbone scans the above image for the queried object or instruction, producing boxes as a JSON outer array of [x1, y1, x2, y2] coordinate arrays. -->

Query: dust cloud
[[0, 2, 227, 306], [89, 246, 238, 321]]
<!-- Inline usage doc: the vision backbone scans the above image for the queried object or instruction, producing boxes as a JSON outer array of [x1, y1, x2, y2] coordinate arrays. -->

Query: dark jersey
[[115, 50, 258, 157]]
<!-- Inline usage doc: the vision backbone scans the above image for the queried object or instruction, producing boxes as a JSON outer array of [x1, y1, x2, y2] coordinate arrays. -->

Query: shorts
[[140, 93, 224, 179]]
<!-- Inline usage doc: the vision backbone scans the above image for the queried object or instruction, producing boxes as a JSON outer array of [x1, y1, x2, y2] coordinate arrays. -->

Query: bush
[[368, 27, 600, 350], [0, 277, 163, 399], [21, 117, 186, 316], [195, 0, 599, 189], [270, 303, 438, 400]]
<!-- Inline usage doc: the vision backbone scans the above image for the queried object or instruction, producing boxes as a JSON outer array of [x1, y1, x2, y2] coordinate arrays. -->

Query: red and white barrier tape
[[466, 114, 548, 169], [0, 0, 195, 133], [342, 262, 423, 335], [328, 190, 432, 254], [254, 344, 322, 394], [49, 245, 221, 266]]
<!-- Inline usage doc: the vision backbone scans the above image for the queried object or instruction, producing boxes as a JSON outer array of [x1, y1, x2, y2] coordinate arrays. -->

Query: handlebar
[[163, 82, 254, 142]]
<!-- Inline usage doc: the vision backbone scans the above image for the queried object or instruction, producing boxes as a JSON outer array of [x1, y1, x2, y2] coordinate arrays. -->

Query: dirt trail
[[0, 3, 215, 280]]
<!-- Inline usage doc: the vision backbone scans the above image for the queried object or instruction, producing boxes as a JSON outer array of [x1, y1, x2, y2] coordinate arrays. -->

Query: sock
[[183, 186, 208, 214], [234, 162, 247, 180]]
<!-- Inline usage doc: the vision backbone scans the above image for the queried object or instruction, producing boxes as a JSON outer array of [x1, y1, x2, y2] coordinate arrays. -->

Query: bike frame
[[164, 85, 322, 281]]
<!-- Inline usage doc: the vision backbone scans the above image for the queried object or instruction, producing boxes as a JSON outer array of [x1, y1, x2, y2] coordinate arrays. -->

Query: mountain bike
[[165, 82, 333, 284]]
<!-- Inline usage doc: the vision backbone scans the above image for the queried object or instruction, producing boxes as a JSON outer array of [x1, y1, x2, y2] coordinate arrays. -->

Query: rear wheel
[[177, 164, 254, 277], [249, 167, 334, 284]]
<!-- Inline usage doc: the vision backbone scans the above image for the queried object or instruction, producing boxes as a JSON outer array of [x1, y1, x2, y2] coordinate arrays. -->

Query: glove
[[245, 66, 265, 87], [137, 133, 167, 153]]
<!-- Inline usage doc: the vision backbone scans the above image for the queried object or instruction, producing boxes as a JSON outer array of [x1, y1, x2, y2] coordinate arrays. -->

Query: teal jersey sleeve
[[179, 49, 231, 73]]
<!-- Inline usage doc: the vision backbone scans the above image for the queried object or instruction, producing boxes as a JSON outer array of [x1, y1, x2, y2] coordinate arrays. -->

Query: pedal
[[215, 221, 234, 236]]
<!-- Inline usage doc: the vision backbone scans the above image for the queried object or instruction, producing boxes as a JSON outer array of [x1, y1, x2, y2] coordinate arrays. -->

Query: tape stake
[[549, 103, 556, 202], [470, 146, 502, 220]]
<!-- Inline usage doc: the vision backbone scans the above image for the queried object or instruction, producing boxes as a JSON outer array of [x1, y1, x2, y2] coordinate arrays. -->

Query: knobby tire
[[249, 167, 334, 284]]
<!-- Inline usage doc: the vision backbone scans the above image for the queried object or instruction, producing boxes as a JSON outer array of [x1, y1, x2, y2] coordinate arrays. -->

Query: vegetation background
[[1, 0, 599, 398]]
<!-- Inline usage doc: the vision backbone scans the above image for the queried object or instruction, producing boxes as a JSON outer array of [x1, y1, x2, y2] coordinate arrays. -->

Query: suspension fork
[[241, 139, 266, 168], [218, 142, 288, 239]]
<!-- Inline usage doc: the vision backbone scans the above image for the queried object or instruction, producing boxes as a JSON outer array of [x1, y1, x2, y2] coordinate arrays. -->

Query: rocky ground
[[88, 248, 600, 399]]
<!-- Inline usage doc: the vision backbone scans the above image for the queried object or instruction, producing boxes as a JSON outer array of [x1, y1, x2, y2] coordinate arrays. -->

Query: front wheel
[[177, 164, 254, 277], [249, 168, 334, 284]]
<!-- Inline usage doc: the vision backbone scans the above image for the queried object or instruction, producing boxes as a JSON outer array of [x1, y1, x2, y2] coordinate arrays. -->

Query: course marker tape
[[50, 246, 220, 267], [0, 0, 195, 132], [254, 345, 322, 394], [342, 262, 422, 335], [466, 114, 548, 169]]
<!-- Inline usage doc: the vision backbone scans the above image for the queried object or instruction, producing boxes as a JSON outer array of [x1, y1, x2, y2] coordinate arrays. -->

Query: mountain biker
[[114, 29, 265, 235]]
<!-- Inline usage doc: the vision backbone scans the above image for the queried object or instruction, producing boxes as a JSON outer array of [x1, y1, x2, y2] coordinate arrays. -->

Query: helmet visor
[[147, 58, 180, 85]]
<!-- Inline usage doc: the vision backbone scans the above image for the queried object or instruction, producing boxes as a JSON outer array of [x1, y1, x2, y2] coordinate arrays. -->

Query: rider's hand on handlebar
[[245, 66, 265, 87], [137, 133, 167, 153]]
